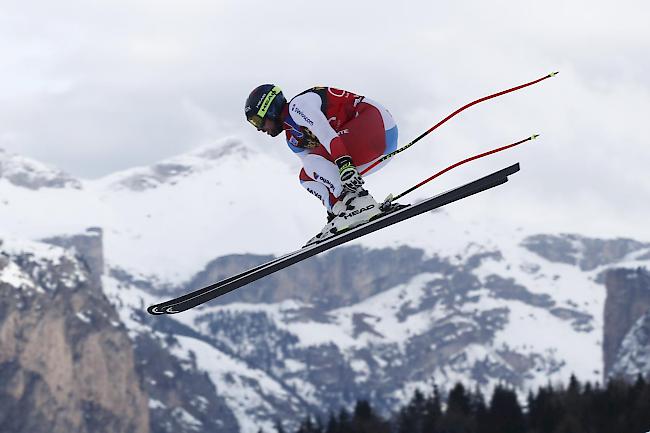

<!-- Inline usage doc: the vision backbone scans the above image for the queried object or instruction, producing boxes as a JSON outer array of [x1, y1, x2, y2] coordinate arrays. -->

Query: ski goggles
[[247, 113, 265, 130]]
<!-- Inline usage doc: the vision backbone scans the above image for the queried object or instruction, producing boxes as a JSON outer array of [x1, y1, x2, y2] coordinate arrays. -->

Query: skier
[[155, 72, 553, 313], [245, 84, 399, 245]]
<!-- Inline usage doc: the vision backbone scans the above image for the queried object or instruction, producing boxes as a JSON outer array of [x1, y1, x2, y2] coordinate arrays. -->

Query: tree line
[[267, 374, 650, 433]]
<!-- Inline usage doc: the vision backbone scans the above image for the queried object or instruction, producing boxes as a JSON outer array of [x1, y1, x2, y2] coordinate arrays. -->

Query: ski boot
[[305, 188, 382, 246]]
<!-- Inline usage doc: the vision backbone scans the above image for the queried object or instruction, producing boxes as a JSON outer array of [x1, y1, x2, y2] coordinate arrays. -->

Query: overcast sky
[[1, 0, 649, 240]]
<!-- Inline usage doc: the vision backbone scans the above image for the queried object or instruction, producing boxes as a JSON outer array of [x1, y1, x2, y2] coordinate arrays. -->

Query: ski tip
[[549, 71, 560, 77], [530, 134, 540, 140]]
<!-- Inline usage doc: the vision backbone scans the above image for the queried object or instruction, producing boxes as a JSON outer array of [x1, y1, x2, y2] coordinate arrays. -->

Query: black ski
[[148, 163, 520, 315]]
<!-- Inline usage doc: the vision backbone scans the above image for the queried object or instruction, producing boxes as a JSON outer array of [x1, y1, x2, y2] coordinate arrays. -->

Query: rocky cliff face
[[186, 246, 455, 308], [604, 267, 650, 379], [0, 236, 148, 433], [0, 230, 241, 433], [522, 234, 648, 272], [611, 311, 650, 380]]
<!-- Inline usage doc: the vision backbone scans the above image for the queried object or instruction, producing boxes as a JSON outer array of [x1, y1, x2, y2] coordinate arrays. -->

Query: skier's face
[[260, 118, 283, 137]]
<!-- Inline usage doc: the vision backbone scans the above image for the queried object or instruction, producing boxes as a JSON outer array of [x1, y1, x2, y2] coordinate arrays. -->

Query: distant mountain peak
[[189, 137, 256, 161], [0, 147, 82, 190], [97, 138, 257, 192]]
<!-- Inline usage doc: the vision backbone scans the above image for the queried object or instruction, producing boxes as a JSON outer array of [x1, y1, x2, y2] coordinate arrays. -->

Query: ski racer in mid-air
[[245, 84, 398, 245]]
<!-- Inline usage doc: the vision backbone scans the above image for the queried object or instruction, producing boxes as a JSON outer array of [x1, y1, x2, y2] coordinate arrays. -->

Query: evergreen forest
[[268, 375, 650, 433]]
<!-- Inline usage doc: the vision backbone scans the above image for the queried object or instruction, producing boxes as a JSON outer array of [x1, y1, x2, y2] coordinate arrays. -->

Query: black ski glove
[[335, 156, 364, 193]]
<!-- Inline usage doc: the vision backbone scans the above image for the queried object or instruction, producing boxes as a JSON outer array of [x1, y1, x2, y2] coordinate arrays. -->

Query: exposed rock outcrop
[[186, 246, 454, 308], [604, 267, 650, 378], [42, 227, 104, 288], [0, 237, 148, 433], [522, 234, 649, 271], [611, 311, 650, 380]]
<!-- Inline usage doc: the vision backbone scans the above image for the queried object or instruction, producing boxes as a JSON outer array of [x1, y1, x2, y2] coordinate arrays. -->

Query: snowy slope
[[0, 236, 88, 291], [89, 138, 321, 283], [1, 139, 311, 283]]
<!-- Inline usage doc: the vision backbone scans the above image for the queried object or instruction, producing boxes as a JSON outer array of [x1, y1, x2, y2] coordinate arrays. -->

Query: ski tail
[[147, 252, 295, 314]]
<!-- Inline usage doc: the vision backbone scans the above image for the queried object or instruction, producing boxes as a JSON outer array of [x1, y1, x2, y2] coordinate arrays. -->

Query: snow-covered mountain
[[0, 147, 82, 190], [1, 138, 315, 284], [1, 142, 649, 433], [0, 137, 559, 285]]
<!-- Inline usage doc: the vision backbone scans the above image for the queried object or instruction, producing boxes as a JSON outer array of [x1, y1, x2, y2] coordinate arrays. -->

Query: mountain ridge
[[0, 147, 82, 190]]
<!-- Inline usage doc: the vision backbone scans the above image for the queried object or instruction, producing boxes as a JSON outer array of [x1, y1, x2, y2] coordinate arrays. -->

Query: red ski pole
[[360, 72, 558, 176], [384, 134, 538, 205]]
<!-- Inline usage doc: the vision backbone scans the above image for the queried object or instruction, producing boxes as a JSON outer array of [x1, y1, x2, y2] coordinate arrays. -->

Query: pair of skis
[[148, 72, 557, 314], [148, 163, 520, 315]]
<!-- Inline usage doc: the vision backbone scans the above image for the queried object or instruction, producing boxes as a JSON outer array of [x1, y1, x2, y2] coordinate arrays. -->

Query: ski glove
[[335, 156, 364, 193]]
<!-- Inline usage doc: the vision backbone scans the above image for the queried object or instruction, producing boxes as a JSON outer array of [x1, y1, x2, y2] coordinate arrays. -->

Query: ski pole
[[360, 72, 558, 176], [383, 134, 538, 205]]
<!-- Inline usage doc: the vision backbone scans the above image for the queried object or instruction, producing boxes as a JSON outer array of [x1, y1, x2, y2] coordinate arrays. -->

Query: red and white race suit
[[282, 87, 398, 211]]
